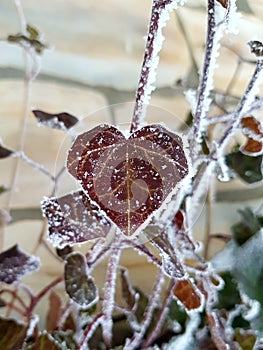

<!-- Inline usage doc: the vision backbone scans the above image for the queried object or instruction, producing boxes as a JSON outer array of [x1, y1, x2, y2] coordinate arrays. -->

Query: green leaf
[[64, 252, 98, 308], [167, 299, 187, 327], [215, 271, 241, 310], [52, 331, 77, 350], [225, 151, 263, 184], [231, 208, 263, 245], [0, 317, 27, 350], [26, 24, 39, 40], [234, 328, 256, 350], [233, 232, 263, 305]]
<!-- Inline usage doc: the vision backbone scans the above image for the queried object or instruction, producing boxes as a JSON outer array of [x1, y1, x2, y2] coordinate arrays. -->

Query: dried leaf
[[234, 329, 256, 350], [56, 246, 73, 260], [216, 0, 227, 8], [0, 185, 8, 195], [64, 252, 98, 307], [67, 124, 189, 237], [120, 268, 136, 309], [173, 279, 203, 310], [42, 190, 111, 248], [26, 24, 39, 40], [0, 144, 13, 159], [0, 244, 40, 284], [215, 272, 241, 310], [46, 291, 62, 332], [225, 151, 263, 184], [0, 318, 27, 350], [241, 116, 263, 156], [32, 110, 78, 131]]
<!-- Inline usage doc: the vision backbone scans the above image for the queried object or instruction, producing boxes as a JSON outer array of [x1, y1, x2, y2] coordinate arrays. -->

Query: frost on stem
[[192, 0, 239, 149], [131, 0, 187, 133]]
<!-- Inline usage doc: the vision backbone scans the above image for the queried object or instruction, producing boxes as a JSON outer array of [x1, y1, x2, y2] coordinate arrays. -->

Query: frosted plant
[[0, 0, 263, 349]]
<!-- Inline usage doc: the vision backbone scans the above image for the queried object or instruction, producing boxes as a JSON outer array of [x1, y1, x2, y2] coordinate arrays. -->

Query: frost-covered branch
[[131, 0, 187, 133], [102, 235, 123, 346]]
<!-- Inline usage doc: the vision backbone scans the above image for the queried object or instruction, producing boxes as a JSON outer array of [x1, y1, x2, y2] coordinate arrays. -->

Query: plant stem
[[131, 0, 179, 133], [192, 0, 216, 146], [143, 278, 176, 347], [203, 185, 213, 260], [77, 313, 103, 350], [124, 268, 165, 350], [102, 235, 122, 347]]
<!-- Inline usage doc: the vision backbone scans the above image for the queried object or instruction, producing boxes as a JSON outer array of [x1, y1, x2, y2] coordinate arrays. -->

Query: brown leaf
[[0, 144, 14, 159], [241, 116, 263, 156], [67, 124, 189, 237], [42, 190, 111, 247], [46, 291, 62, 332], [216, 0, 228, 8], [173, 279, 202, 310], [32, 110, 78, 131], [64, 252, 98, 307], [0, 318, 27, 350]]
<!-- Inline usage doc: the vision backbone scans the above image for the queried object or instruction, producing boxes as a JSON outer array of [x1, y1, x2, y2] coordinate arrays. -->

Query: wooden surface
[[0, 0, 262, 324]]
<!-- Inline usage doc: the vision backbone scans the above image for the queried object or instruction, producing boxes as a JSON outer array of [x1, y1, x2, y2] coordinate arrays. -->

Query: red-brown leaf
[[241, 116, 263, 155], [0, 144, 14, 159], [173, 279, 202, 310], [42, 190, 111, 247], [46, 291, 62, 332], [67, 124, 189, 237], [216, 0, 228, 8]]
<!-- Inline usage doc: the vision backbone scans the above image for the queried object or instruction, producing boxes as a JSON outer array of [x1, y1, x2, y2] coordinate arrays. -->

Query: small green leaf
[[29, 333, 62, 350], [64, 252, 98, 308], [52, 331, 77, 350], [167, 299, 187, 327], [231, 208, 263, 245], [234, 328, 256, 350], [226, 151, 263, 184]]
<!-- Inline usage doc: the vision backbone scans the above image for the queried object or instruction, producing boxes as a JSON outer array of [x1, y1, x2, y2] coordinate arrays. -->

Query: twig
[[124, 268, 165, 350], [131, 0, 182, 133], [143, 278, 176, 347], [102, 235, 123, 346]]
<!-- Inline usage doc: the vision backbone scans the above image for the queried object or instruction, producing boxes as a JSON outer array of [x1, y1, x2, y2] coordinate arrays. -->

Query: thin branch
[[102, 235, 123, 347], [77, 313, 103, 350], [131, 0, 182, 133], [124, 268, 165, 350]]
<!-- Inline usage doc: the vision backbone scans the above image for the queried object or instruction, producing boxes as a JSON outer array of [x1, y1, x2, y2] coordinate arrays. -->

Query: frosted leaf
[[173, 279, 204, 311], [0, 318, 28, 349], [240, 116, 263, 156], [42, 190, 111, 248], [32, 109, 78, 131], [67, 124, 190, 237], [0, 245, 40, 284], [64, 252, 98, 308]]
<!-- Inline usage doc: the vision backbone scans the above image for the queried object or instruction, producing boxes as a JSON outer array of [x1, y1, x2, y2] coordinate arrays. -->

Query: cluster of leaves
[[1, 0, 263, 349]]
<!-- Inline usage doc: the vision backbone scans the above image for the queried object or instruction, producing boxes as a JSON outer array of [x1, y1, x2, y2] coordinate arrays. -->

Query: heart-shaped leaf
[[67, 124, 189, 237], [42, 190, 111, 248], [0, 245, 40, 284], [64, 252, 98, 308], [32, 110, 78, 131]]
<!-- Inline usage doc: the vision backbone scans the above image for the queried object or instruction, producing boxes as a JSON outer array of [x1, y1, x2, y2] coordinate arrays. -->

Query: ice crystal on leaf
[[67, 123, 190, 237], [42, 191, 111, 248]]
